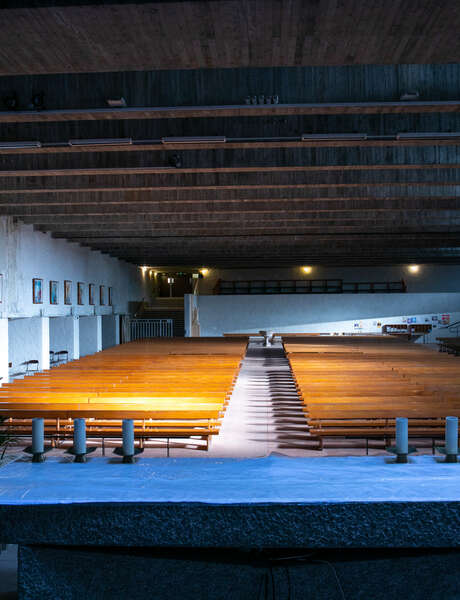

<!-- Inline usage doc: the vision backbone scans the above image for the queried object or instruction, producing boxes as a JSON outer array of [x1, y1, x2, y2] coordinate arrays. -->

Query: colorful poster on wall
[[64, 280, 72, 305], [32, 278, 43, 304], [441, 314, 451, 325], [89, 284, 96, 305], [49, 281, 59, 305], [77, 282, 85, 305]]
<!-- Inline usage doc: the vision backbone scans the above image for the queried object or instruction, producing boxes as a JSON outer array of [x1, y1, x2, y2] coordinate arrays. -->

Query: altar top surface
[[1, 454, 460, 506]]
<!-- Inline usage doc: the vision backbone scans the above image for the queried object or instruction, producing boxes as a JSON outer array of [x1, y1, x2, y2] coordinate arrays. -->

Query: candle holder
[[385, 445, 417, 463], [436, 446, 458, 463], [113, 446, 144, 463], [65, 446, 97, 463], [23, 445, 53, 463]]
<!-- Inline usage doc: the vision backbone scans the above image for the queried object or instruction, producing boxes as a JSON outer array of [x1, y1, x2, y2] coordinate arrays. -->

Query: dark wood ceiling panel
[[0, 1, 459, 75]]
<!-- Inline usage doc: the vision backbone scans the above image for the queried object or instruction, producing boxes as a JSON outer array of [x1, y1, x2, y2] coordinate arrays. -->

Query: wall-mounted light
[[302, 266, 312, 274], [408, 264, 420, 273], [200, 268, 209, 276]]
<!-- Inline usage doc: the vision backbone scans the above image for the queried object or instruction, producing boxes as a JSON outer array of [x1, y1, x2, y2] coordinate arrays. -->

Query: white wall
[[49, 316, 75, 356], [194, 293, 460, 339], [102, 315, 119, 350], [79, 316, 99, 357], [0, 216, 151, 319], [8, 317, 44, 376], [198, 265, 460, 295]]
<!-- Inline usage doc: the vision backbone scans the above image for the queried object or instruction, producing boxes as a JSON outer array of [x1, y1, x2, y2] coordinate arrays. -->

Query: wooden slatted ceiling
[[0, 1, 459, 75]]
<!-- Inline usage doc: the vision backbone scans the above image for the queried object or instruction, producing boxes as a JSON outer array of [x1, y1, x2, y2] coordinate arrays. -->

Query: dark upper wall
[[197, 265, 460, 295], [1, 64, 460, 112]]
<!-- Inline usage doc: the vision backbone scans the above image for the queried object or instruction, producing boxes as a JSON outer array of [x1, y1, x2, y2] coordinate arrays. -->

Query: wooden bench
[[0, 338, 247, 453]]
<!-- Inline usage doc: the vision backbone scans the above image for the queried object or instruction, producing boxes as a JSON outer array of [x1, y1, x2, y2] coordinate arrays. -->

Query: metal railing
[[130, 318, 173, 340]]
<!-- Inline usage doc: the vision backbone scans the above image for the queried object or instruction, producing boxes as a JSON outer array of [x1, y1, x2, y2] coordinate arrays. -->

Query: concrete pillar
[[114, 315, 121, 345], [184, 294, 192, 337], [96, 315, 102, 352], [0, 318, 9, 384], [71, 316, 80, 360], [40, 317, 50, 371]]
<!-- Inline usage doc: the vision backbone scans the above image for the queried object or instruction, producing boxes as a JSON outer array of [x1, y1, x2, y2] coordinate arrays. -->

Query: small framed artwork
[[108, 286, 113, 306], [0, 273, 3, 303], [99, 285, 106, 305], [50, 280, 59, 305], [89, 283, 95, 305], [77, 282, 85, 305], [64, 280, 72, 305], [32, 278, 43, 304]]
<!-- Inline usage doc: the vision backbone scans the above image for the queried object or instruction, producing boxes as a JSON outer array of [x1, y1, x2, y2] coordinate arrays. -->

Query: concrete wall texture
[[0, 216, 150, 319], [195, 293, 460, 338]]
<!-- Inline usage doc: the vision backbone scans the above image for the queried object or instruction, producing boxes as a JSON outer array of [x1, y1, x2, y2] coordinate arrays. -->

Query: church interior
[[1, 1, 460, 598]]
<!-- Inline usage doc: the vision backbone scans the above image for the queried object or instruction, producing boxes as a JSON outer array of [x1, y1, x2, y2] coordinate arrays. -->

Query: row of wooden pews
[[283, 335, 460, 450], [0, 338, 247, 452]]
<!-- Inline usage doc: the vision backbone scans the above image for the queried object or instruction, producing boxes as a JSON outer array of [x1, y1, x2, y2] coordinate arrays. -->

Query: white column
[[96, 315, 102, 352], [40, 316, 50, 371], [0, 318, 9, 384], [71, 316, 80, 360]]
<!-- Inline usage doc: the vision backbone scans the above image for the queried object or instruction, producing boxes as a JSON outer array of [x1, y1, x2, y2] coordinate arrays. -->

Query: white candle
[[122, 419, 135, 456], [73, 418, 86, 455], [445, 416, 458, 455], [32, 418, 44, 454], [395, 417, 408, 455]]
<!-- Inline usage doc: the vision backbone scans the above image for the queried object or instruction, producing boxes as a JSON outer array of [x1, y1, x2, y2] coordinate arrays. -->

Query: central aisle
[[209, 340, 311, 457]]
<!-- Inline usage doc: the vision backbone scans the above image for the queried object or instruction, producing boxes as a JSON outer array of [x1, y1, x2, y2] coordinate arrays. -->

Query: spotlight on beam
[[200, 268, 209, 276], [106, 97, 127, 108], [302, 266, 312, 274], [2, 92, 18, 110], [30, 92, 45, 111], [168, 154, 182, 168], [408, 265, 420, 274]]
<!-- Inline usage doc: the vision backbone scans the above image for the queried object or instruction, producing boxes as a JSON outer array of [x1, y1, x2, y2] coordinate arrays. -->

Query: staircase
[[136, 298, 185, 337]]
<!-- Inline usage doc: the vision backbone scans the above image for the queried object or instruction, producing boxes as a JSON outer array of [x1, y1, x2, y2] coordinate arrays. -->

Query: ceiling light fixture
[[0, 141, 42, 149], [68, 138, 133, 146], [301, 133, 368, 141], [302, 266, 312, 274], [408, 265, 420, 273], [396, 132, 460, 140], [161, 136, 227, 144]]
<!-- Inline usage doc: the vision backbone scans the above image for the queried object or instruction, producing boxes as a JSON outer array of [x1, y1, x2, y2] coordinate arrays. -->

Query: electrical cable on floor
[[312, 559, 347, 600]]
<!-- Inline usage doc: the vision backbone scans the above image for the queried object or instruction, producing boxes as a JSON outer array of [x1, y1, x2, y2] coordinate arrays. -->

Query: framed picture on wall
[[64, 280, 72, 305], [89, 283, 95, 305], [77, 282, 85, 305], [50, 281, 59, 305], [32, 278, 43, 304], [108, 287, 113, 306], [0, 273, 3, 303], [99, 285, 106, 305]]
